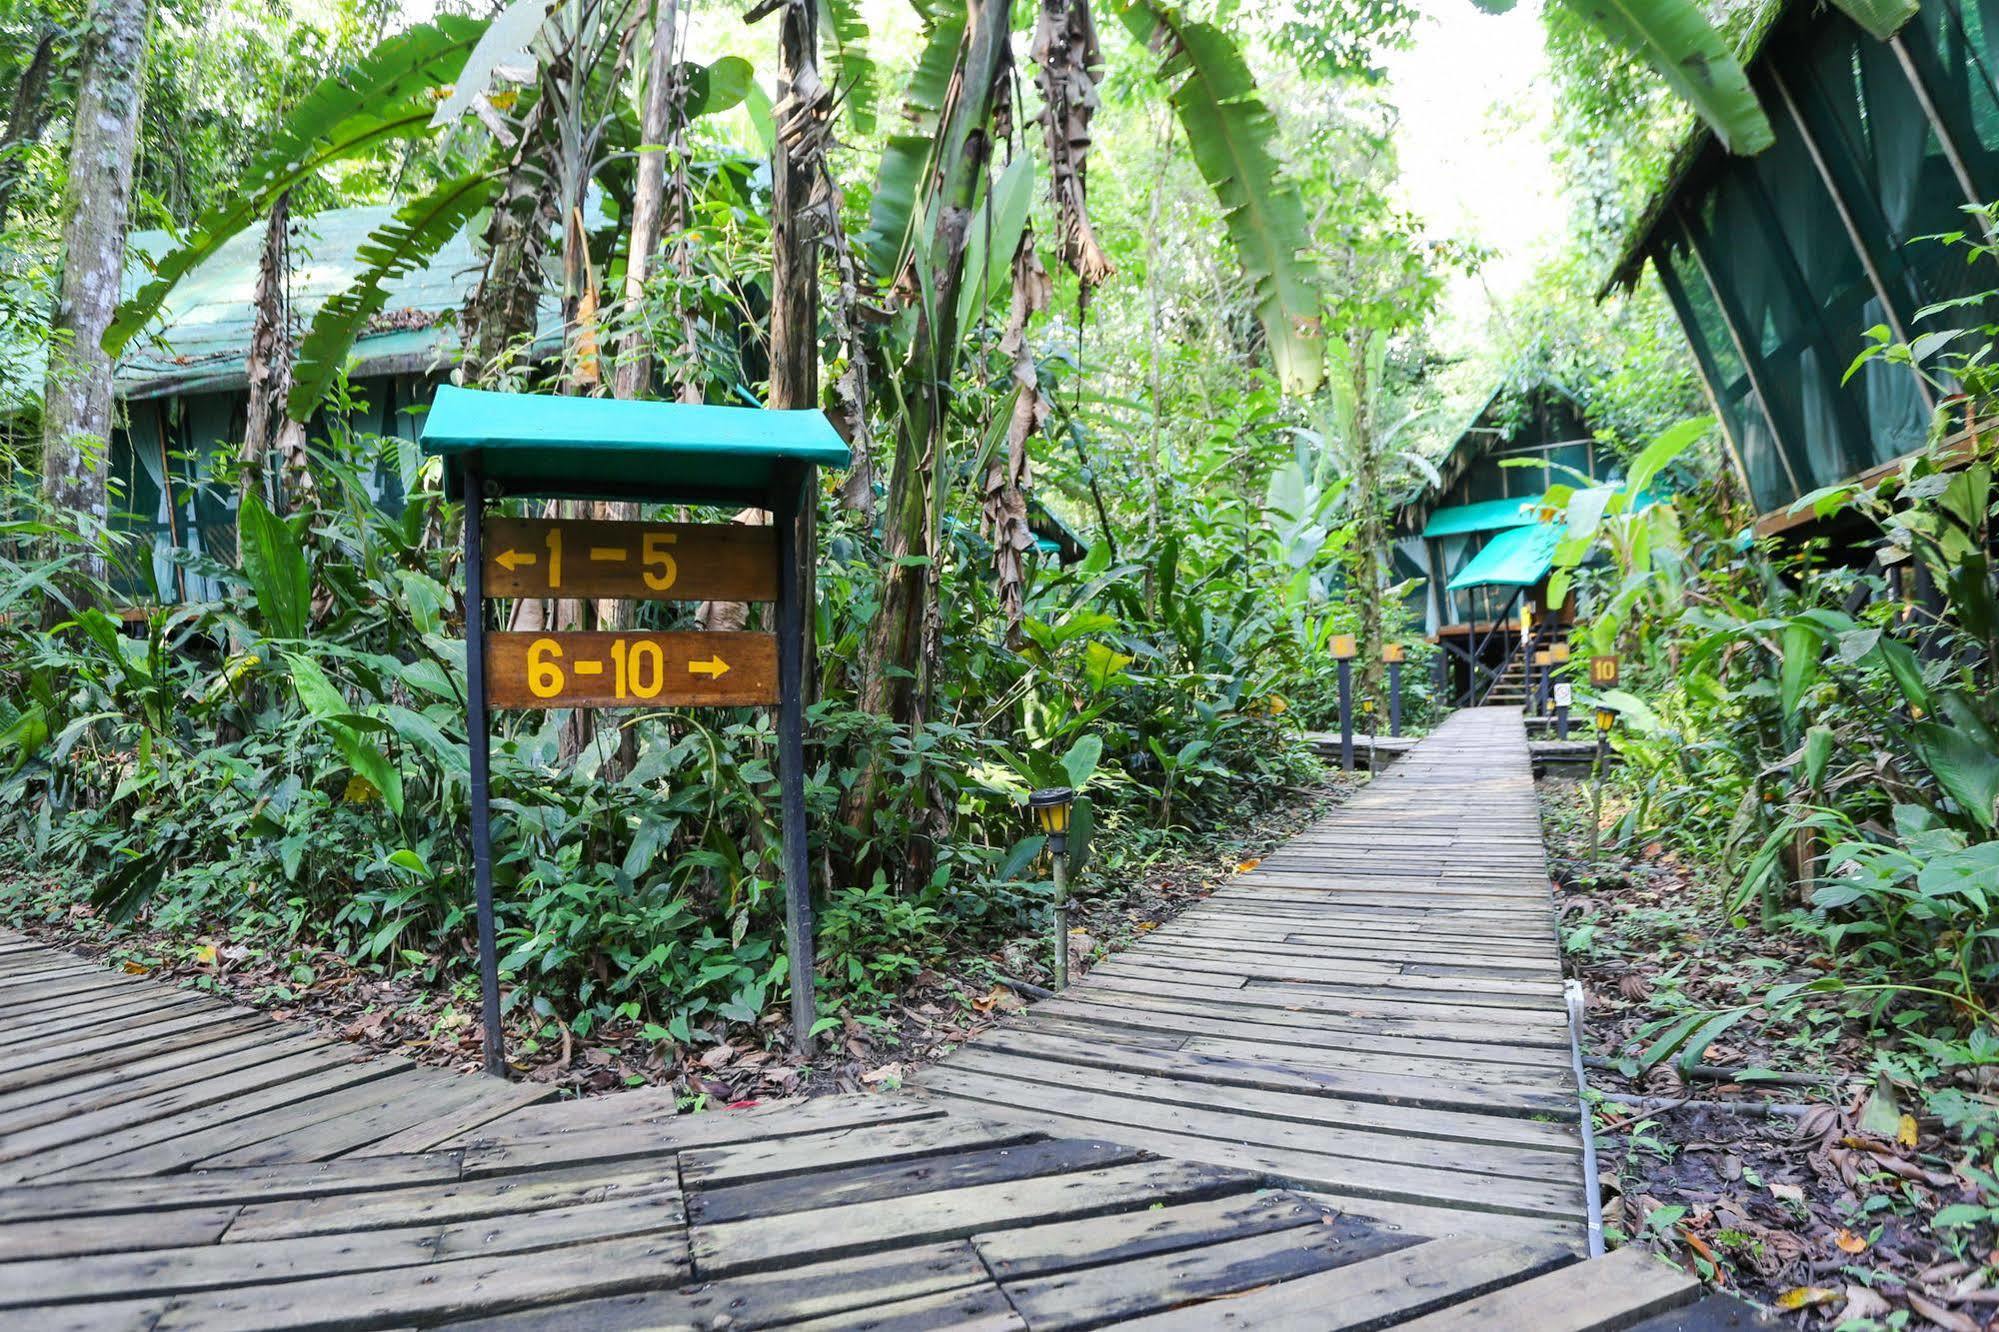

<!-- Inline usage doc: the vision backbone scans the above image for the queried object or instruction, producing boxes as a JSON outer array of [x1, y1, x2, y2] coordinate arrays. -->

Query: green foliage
[[1110, 0, 1324, 395]]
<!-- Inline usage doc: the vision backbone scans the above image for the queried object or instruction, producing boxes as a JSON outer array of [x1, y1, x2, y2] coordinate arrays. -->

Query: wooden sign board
[[482, 518, 777, 603], [1382, 643, 1406, 663], [1551, 642, 1571, 663], [1330, 634, 1357, 660], [1589, 654, 1620, 686], [1534, 650, 1552, 666], [487, 631, 778, 709]]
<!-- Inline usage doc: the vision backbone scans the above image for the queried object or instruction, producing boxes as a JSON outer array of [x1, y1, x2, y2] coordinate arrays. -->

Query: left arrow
[[495, 549, 538, 572], [687, 655, 731, 678]]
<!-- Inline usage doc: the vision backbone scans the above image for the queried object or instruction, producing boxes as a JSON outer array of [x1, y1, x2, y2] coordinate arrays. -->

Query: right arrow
[[687, 655, 731, 678]]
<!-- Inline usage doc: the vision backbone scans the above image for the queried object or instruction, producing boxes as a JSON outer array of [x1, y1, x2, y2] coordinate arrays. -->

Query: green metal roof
[[115, 204, 478, 400], [1421, 493, 1546, 538], [1447, 522, 1564, 592], [420, 385, 851, 503]]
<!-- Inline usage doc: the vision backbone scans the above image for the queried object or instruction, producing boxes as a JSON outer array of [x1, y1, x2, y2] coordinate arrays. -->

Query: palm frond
[[105, 16, 490, 357], [287, 171, 502, 422]]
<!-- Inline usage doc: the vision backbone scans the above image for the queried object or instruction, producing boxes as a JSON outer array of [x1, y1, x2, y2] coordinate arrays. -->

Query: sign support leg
[[463, 464, 506, 1080], [1337, 659, 1354, 771], [773, 463, 817, 1054], [1388, 660, 1402, 738]]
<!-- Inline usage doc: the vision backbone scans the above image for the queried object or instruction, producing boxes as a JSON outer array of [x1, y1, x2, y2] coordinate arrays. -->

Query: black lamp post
[[1029, 787, 1075, 990], [1331, 634, 1356, 770]]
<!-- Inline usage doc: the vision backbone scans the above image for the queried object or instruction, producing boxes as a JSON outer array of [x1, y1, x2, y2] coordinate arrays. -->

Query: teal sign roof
[[420, 385, 851, 503], [1447, 521, 1565, 592], [1421, 494, 1547, 538]]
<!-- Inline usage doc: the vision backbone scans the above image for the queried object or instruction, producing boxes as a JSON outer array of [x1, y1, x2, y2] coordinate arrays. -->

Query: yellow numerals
[[525, 635, 669, 700], [643, 532, 677, 591], [609, 638, 665, 699], [527, 637, 565, 698]]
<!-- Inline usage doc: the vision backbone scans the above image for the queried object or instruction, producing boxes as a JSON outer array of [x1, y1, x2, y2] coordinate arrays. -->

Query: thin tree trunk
[[767, 0, 820, 416], [846, 0, 1012, 882], [40, 0, 150, 603], [240, 191, 292, 519], [0, 28, 59, 225]]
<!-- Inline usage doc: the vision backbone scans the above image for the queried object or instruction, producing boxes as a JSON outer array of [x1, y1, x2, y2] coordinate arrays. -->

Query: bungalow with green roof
[[1601, 0, 1999, 541]]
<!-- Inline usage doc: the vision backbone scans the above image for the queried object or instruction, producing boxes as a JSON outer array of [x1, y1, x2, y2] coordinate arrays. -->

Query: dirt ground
[[1544, 776, 1999, 1332]]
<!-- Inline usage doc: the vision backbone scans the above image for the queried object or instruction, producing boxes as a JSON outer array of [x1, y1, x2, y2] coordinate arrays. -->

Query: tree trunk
[[0, 28, 59, 225], [1350, 335, 1387, 709], [612, 0, 682, 404], [40, 0, 150, 601], [240, 191, 293, 519], [845, 0, 1013, 881], [767, 0, 820, 416]]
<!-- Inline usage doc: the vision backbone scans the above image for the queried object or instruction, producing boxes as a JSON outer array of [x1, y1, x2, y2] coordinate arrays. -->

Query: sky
[[1381, 0, 1565, 356]]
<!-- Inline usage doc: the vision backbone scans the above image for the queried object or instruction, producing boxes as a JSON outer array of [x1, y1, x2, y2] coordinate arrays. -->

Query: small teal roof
[[1421, 493, 1547, 538], [1447, 522, 1564, 591], [420, 385, 851, 502]]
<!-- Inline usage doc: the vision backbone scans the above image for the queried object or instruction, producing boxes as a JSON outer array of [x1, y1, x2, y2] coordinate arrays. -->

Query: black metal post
[[462, 463, 505, 1080], [1557, 700, 1570, 740], [1388, 659, 1403, 738], [773, 462, 817, 1054], [1336, 659, 1354, 771]]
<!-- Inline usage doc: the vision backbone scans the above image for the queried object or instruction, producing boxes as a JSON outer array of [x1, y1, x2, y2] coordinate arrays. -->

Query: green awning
[[1421, 493, 1546, 538], [1447, 522, 1564, 591], [420, 385, 851, 504]]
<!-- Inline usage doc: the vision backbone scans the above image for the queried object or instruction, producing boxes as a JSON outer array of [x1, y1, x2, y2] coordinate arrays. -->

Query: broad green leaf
[[1565, 0, 1774, 155], [289, 172, 500, 420], [428, 0, 544, 127], [237, 491, 310, 640], [1625, 414, 1712, 497], [1112, 1, 1323, 394], [1803, 724, 1834, 789], [1082, 641, 1136, 693], [1779, 622, 1819, 718], [1909, 721, 1999, 830], [106, 16, 489, 354], [1826, 0, 1919, 40], [1061, 734, 1103, 790]]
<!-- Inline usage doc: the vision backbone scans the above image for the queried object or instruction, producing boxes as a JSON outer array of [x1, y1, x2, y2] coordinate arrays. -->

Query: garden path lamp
[[1331, 635, 1357, 771], [1383, 643, 1405, 738], [1030, 788, 1076, 990]]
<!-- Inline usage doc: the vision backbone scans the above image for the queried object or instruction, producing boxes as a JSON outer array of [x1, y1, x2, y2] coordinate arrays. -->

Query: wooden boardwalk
[[0, 708, 1758, 1328], [916, 708, 1590, 1252]]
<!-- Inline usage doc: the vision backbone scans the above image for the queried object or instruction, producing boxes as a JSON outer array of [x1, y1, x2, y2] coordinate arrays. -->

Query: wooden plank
[[0, 1154, 462, 1223], [197, 1070, 528, 1167], [0, 1047, 364, 1166], [936, 1048, 1579, 1154], [0, 1205, 241, 1262], [973, 1190, 1331, 1280], [680, 1115, 1048, 1190], [0, 1029, 333, 1135], [486, 630, 778, 709], [1390, 1246, 1701, 1331], [142, 1231, 692, 1331], [1108, 1235, 1575, 1330], [435, 1240, 994, 1332], [970, 1025, 1573, 1117], [999, 1215, 1418, 1331], [457, 1094, 943, 1177], [690, 1158, 1251, 1279], [481, 516, 776, 602], [783, 1281, 1023, 1331], [916, 1068, 1585, 1214], [345, 1079, 557, 1159], [0, 1193, 687, 1307], [689, 1137, 1147, 1225], [225, 1160, 681, 1242]]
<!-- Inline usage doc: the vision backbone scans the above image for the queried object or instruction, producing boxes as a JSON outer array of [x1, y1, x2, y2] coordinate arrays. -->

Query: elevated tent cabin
[[1605, 0, 1999, 538], [1395, 385, 1611, 704]]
